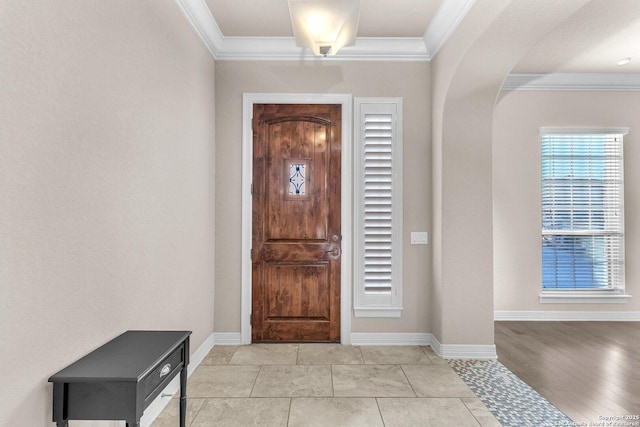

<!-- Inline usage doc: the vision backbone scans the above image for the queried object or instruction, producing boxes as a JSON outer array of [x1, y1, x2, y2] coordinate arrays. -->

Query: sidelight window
[[354, 98, 403, 316]]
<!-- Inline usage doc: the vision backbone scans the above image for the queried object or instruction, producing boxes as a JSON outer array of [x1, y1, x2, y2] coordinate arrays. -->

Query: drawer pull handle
[[160, 363, 172, 378]]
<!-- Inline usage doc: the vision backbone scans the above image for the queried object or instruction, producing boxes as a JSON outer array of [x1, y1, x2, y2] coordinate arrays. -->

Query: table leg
[[52, 382, 68, 427], [180, 362, 187, 427]]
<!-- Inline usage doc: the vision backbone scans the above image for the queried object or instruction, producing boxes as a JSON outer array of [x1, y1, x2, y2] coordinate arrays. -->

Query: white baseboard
[[430, 335, 497, 360], [495, 310, 640, 321], [140, 332, 216, 427], [189, 332, 218, 371], [350, 332, 432, 346], [349, 333, 497, 359], [213, 332, 243, 345]]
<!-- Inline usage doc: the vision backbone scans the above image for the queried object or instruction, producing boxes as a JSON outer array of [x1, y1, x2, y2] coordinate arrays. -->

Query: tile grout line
[[248, 364, 263, 398], [356, 346, 365, 364], [375, 397, 387, 427], [330, 364, 335, 397], [285, 397, 293, 427], [229, 345, 239, 364], [399, 364, 419, 398], [187, 398, 208, 427], [458, 397, 486, 427]]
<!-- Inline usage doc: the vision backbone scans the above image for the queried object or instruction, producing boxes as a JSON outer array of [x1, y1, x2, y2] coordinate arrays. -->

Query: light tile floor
[[152, 344, 501, 427]]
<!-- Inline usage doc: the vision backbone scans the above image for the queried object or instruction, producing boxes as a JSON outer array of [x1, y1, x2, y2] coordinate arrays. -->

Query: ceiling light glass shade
[[618, 57, 632, 66], [288, 0, 360, 57]]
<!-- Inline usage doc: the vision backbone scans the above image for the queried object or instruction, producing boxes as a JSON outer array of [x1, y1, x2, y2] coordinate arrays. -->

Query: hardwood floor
[[495, 321, 640, 423]]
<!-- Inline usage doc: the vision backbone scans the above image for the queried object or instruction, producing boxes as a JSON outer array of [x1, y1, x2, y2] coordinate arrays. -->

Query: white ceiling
[[187, 0, 640, 75], [205, 0, 442, 38], [512, 0, 640, 73]]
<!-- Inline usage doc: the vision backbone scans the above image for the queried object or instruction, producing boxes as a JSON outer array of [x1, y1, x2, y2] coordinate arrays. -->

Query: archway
[[430, 0, 592, 355]]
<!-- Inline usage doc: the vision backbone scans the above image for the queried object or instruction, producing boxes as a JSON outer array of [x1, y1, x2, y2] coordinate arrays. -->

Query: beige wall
[[214, 61, 432, 334], [493, 90, 640, 312], [0, 1, 216, 425]]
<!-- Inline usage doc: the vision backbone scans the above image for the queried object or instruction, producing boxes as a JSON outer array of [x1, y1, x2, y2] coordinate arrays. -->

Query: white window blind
[[354, 98, 403, 317], [541, 128, 627, 294]]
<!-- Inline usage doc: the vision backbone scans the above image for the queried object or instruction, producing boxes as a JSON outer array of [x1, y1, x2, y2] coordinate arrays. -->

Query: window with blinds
[[541, 128, 627, 294], [354, 98, 403, 317]]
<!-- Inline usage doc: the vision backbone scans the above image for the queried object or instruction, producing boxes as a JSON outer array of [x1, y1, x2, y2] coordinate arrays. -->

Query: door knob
[[326, 247, 341, 257]]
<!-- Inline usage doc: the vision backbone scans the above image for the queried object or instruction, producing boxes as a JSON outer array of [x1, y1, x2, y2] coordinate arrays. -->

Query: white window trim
[[539, 291, 631, 304], [539, 126, 632, 304], [354, 98, 403, 317]]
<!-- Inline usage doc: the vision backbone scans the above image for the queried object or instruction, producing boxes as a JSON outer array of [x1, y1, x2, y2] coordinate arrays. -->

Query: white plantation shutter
[[540, 128, 627, 294], [354, 99, 403, 317], [364, 113, 393, 294]]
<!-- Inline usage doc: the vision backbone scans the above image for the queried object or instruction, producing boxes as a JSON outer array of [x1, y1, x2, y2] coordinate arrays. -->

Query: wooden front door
[[252, 104, 341, 342]]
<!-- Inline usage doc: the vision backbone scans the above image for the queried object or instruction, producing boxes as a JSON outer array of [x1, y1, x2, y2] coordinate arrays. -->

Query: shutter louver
[[363, 113, 394, 295], [541, 131, 625, 292]]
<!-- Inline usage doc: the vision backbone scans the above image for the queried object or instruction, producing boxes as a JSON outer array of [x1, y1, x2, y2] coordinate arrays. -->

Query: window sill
[[354, 307, 403, 318], [539, 292, 632, 304]]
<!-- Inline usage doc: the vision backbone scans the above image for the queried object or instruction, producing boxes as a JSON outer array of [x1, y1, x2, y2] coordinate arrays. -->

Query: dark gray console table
[[48, 330, 191, 427]]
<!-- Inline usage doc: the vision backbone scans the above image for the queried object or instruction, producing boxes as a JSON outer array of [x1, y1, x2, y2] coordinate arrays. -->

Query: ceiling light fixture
[[288, 0, 360, 57], [617, 57, 632, 66]]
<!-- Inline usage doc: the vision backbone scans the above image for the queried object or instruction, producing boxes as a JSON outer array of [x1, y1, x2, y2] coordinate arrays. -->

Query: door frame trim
[[241, 93, 353, 345]]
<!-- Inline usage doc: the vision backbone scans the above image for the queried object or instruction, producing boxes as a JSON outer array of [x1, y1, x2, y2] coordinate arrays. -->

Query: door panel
[[265, 263, 330, 319], [252, 104, 341, 342]]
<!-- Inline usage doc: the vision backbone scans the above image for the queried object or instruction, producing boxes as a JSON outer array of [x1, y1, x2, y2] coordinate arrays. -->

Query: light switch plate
[[411, 232, 428, 245]]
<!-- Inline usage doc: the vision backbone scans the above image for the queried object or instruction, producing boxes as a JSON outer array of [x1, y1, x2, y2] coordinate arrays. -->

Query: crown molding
[[215, 36, 429, 61], [176, 0, 474, 61], [502, 73, 640, 91], [175, 0, 222, 57], [423, 0, 476, 58]]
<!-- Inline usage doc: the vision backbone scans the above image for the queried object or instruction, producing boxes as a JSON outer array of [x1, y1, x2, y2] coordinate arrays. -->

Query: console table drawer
[[143, 343, 184, 404]]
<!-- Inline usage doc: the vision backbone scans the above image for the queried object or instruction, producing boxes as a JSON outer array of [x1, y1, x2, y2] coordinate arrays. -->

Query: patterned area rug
[[449, 359, 573, 427]]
